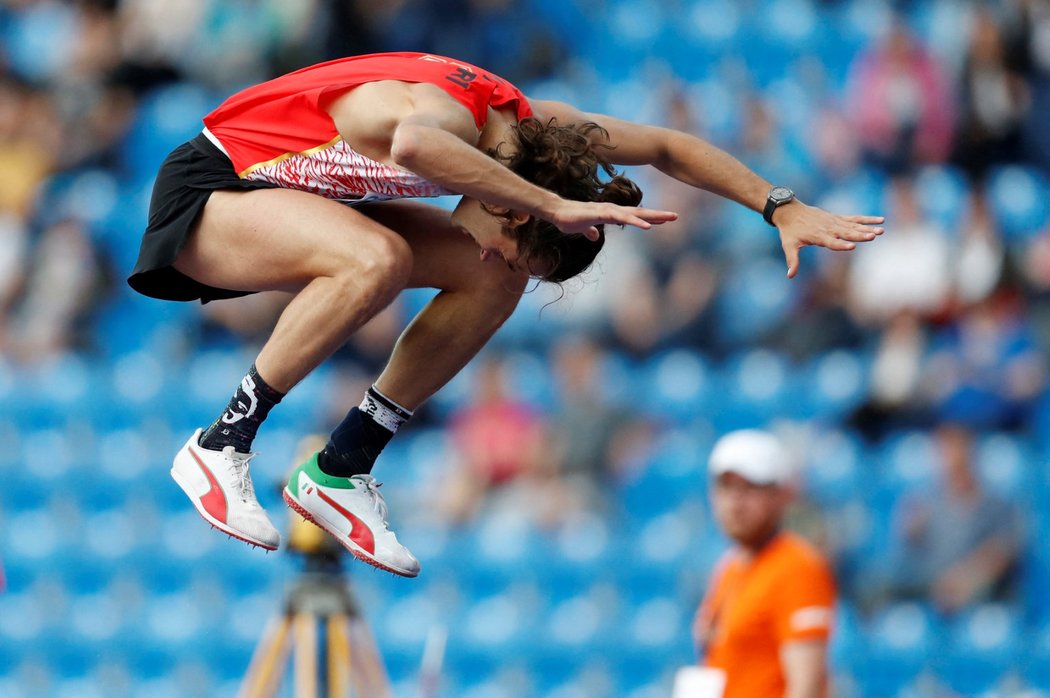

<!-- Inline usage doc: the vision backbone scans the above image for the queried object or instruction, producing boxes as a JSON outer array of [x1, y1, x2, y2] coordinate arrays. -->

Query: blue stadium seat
[[936, 603, 1020, 695], [986, 166, 1050, 241], [539, 513, 614, 593], [0, 590, 46, 657], [875, 430, 939, 497], [1021, 514, 1050, 623], [856, 602, 941, 693], [802, 429, 867, 505], [121, 83, 219, 177], [675, 0, 743, 72], [2, 0, 77, 81], [973, 432, 1034, 501], [537, 591, 617, 672], [541, 657, 623, 698], [800, 350, 871, 420], [40, 633, 98, 680], [623, 429, 708, 520], [828, 602, 863, 675], [624, 596, 690, 658], [58, 551, 119, 595], [1020, 622, 1050, 689], [428, 360, 476, 421], [501, 350, 556, 410], [631, 509, 703, 574], [913, 165, 969, 232], [100, 178, 156, 274], [638, 350, 715, 423], [714, 349, 796, 429], [449, 512, 547, 596]]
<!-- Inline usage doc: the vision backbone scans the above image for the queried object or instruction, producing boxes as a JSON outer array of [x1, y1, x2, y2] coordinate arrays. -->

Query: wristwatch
[[762, 186, 795, 226]]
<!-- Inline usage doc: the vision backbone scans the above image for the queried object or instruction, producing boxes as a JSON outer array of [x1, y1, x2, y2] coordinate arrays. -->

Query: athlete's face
[[711, 472, 791, 548], [451, 197, 523, 269]]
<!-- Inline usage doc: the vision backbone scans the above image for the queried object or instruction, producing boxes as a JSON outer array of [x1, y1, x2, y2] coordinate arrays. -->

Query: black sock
[[318, 386, 413, 477], [199, 364, 285, 453]]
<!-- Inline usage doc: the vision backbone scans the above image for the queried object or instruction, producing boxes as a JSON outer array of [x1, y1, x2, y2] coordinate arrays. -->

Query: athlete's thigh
[[357, 200, 528, 293], [173, 188, 410, 294]]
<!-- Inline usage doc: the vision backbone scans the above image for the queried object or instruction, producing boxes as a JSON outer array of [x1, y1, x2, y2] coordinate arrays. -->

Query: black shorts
[[127, 132, 279, 303]]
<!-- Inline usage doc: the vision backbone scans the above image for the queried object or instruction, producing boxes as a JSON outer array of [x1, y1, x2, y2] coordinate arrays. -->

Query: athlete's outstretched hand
[[546, 199, 678, 240], [774, 202, 885, 278]]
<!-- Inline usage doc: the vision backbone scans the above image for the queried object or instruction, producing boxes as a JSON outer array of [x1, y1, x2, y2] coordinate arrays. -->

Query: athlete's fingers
[[840, 215, 885, 226], [823, 237, 857, 251], [635, 208, 679, 223], [617, 208, 678, 231], [834, 227, 879, 243], [783, 242, 800, 279]]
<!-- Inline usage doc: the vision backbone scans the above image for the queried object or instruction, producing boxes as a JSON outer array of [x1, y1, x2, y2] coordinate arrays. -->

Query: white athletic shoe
[[171, 429, 281, 551], [283, 453, 420, 577]]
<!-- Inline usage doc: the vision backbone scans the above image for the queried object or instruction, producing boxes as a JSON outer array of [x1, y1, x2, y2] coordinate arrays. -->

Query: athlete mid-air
[[128, 52, 883, 577]]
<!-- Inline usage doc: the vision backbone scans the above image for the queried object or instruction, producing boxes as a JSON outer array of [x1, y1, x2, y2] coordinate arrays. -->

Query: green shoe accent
[[289, 452, 357, 495]]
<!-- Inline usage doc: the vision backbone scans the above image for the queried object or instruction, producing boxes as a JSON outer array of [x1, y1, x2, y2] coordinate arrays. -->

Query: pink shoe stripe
[[188, 445, 229, 524], [316, 489, 376, 555]]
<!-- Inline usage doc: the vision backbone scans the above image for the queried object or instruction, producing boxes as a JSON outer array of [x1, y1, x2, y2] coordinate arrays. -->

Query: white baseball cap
[[708, 429, 793, 486]]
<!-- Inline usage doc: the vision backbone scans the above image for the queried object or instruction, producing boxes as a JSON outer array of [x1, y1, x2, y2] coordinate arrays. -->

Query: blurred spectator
[[693, 430, 836, 698], [605, 87, 720, 355], [547, 335, 654, 512], [851, 312, 928, 440], [438, 354, 553, 525], [846, 18, 954, 174], [953, 190, 1005, 308], [605, 221, 719, 355], [0, 78, 60, 217], [950, 6, 1028, 183], [772, 255, 866, 359], [199, 291, 289, 349], [5, 218, 111, 361], [850, 188, 1010, 438], [1020, 0, 1050, 173], [809, 102, 863, 184], [864, 424, 1023, 615], [1019, 214, 1050, 348], [736, 94, 816, 199], [923, 289, 1045, 431], [846, 176, 952, 325], [0, 213, 28, 337]]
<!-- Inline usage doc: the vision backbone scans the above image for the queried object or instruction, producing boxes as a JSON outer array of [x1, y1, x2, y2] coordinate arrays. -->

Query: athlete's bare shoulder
[[326, 81, 480, 165], [528, 98, 598, 127]]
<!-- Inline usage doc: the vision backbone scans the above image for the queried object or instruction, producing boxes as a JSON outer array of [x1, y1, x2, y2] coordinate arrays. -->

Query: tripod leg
[[292, 611, 319, 698], [239, 614, 294, 698], [348, 617, 392, 698], [327, 614, 351, 698]]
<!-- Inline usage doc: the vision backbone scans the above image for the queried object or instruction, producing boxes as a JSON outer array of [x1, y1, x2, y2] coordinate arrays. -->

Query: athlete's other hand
[[773, 201, 885, 278], [546, 199, 678, 240]]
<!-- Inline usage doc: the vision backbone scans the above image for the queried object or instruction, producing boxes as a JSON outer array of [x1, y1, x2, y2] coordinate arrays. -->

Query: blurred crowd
[[3, 0, 1050, 639]]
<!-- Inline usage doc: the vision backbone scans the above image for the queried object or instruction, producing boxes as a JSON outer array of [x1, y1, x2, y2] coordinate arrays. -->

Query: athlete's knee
[[359, 233, 413, 288], [333, 233, 407, 285], [329, 233, 411, 300]]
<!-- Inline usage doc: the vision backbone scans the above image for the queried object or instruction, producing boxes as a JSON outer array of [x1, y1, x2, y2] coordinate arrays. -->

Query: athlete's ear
[[508, 210, 531, 228]]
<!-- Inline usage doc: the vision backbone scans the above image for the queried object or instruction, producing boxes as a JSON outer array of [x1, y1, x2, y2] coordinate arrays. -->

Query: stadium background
[[2, 0, 1050, 696]]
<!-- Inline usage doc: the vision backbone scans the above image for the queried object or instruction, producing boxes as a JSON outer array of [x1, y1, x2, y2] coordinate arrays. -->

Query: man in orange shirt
[[692, 430, 837, 698]]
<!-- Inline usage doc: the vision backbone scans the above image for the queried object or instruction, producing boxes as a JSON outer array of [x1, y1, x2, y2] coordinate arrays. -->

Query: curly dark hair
[[487, 117, 643, 283]]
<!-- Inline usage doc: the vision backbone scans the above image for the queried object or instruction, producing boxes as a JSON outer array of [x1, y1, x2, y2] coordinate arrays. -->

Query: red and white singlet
[[202, 52, 534, 203]]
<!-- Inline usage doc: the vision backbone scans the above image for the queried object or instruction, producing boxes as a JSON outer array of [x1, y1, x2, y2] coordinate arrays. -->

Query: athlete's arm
[[780, 640, 829, 698], [531, 98, 884, 277], [391, 114, 676, 238], [327, 84, 676, 239]]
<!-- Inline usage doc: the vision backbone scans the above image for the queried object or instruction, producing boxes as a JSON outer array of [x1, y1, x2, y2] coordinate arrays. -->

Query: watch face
[[770, 186, 794, 203]]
